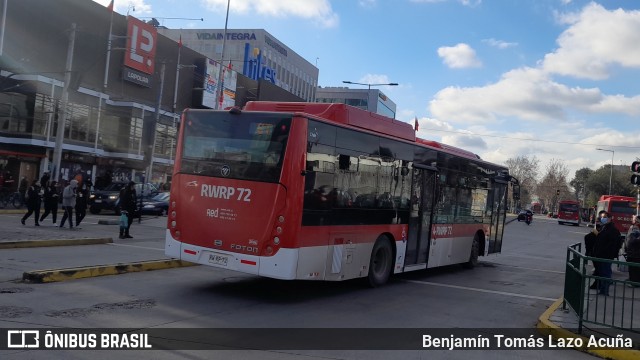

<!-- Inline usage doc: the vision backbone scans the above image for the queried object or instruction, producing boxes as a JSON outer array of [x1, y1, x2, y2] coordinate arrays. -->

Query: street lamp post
[[596, 148, 614, 195], [342, 80, 398, 90]]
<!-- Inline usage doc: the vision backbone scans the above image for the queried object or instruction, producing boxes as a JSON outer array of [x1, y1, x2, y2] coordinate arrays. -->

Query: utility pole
[[52, 23, 76, 182], [140, 61, 165, 223]]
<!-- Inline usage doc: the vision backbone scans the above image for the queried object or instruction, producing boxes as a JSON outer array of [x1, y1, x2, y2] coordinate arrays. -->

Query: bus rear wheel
[[367, 235, 393, 287]]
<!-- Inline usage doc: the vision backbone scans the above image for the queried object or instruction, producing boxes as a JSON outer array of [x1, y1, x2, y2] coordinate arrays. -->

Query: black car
[[89, 182, 159, 214], [140, 192, 170, 216], [517, 210, 533, 221]]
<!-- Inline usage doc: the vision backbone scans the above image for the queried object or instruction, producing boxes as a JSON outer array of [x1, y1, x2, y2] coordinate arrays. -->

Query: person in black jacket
[[119, 181, 137, 239], [75, 182, 89, 227], [592, 211, 622, 296], [39, 180, 59, 224], [625, 216, 640, 287], [21, 180, 41, 226]]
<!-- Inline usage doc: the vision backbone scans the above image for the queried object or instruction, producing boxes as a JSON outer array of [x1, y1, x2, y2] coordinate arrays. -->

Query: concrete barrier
[[22, 259, 198, 283]]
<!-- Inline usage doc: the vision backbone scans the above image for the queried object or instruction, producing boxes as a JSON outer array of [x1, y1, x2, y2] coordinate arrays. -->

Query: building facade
[[158, 28, 319, 102], [315, 87, 397, 119], [0, 0, 208, 189]]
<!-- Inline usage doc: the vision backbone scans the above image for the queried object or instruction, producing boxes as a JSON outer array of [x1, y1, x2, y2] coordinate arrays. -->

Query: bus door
[[404, 165, 437, 267], [488, 180, 508, 254]]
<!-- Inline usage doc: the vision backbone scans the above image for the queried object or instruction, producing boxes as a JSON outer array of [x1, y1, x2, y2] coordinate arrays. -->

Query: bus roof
[[242, 101, 483, 162], [599, 195, 635, 202]]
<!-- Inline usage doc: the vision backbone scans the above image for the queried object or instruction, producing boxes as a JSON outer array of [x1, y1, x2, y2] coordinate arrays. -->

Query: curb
[[22, 259, 198, 283], [0, 209, 26, 214], [0, 237, 113, 249], [537, 297, 640, 360]]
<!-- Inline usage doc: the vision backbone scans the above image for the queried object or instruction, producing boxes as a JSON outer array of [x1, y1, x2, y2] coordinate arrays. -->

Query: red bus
[[596, 195, 637, 237], [531, 202, 542, 214], [165, 102, 515, 286], [557, 200, 580, 226]]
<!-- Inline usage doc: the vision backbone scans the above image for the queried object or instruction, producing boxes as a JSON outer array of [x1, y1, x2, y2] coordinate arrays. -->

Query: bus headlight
[[273, 236, 280, 245]]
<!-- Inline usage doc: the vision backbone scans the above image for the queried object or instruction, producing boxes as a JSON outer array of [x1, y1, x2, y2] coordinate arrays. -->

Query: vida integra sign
[[196, 32, 257, 41], [242, 43, 276, 84]]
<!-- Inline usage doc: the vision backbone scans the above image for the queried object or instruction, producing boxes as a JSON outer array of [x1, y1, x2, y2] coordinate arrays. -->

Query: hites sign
[[242, 43, 276, 84]]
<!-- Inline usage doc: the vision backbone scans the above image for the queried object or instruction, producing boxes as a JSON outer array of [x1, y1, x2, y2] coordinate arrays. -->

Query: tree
[[537, 159, 570, 213], [505, 155, 539, 209], [585, 164, 635, 203], [570, 167, 594, 206]]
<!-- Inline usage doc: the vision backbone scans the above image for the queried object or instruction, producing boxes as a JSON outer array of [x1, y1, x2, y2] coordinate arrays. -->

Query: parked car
[[89, 182, 159, 215], [140, 192, 170, 216]]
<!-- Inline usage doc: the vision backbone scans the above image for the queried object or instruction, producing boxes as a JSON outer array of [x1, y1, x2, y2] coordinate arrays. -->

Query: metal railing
[[564, 243, 639, 334]]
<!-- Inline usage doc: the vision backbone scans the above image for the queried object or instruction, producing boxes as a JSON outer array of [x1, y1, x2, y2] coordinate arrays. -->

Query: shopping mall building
[[0, 0, 308, 189]]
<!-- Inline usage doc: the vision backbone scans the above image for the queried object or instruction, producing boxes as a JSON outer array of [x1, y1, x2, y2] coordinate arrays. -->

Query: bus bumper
[[165, 230, 299, 280]]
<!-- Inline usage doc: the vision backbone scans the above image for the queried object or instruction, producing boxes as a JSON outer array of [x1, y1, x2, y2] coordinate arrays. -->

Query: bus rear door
[[403, 165, 437, 269]]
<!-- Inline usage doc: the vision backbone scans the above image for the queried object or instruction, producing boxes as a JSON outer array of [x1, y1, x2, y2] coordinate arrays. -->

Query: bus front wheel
[[367, 235, 393, 287]]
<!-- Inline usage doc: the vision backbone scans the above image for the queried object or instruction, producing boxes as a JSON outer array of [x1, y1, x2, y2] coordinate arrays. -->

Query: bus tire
[[463, 235, 480, 269], [367, 235, 393, 287]]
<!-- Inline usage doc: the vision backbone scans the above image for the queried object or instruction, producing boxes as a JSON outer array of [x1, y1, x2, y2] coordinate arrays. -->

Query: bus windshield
[[611, 200, 636, 215], [179, 111, 291, 183], [559, 202, 579, 212]]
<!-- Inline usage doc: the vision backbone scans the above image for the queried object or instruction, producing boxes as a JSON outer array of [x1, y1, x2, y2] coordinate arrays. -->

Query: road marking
[[107, 243, 164, 251], [402, 279, 557, 302]]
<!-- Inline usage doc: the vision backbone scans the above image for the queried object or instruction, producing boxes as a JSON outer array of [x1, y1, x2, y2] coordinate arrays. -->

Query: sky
[[93, 0, 640, 181]]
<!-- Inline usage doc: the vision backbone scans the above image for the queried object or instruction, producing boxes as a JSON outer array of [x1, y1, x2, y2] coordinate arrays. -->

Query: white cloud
[[202, 0, 339, 28], [482, 38, 518, 49], [353, 74, 399, 89], [442, 132, 487, 150], [437, 43, 482, 69], [358, 0, 377, 8], [543, 3, 640, 79]]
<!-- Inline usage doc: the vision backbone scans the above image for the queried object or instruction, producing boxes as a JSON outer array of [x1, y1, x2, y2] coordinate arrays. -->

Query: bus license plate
[[208, 253, 229, 267]]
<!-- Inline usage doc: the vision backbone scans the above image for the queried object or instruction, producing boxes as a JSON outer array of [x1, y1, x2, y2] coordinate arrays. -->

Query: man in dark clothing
[[625, 216, 640, 287], [592, 211, 622, 296], [21, 180, 41, 226], [75, 182, 89, 227], [39, 180, 59, 224], [119, 181, 137, 239]]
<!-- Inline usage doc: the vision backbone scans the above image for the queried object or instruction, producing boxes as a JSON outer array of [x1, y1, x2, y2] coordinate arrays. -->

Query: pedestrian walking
[[59, 179, 78, 229], [39, 180, 59, 224], [75, 181, 89, 227], [21, 180, 41, 226], [625, 216, 640, 287], [18, 176, 28, 205], [592, 211, 623, 296], [119, 181, 137, 238]]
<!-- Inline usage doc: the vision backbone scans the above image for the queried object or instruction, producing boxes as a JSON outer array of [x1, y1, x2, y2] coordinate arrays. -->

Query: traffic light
[[632, 161, 640, 185], [556, 189, 560, 196]]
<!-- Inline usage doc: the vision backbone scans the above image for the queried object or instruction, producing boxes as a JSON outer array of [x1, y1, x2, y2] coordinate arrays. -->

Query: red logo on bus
[[124, 16, 157, 74]]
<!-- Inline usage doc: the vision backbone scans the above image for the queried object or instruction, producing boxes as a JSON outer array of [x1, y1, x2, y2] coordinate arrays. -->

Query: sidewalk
[[0, 209, 193, 282]]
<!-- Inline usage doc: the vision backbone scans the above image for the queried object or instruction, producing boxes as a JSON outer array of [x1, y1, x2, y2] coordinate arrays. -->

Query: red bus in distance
[[557, 200, 580, 226], [165, 102, 517, 286]]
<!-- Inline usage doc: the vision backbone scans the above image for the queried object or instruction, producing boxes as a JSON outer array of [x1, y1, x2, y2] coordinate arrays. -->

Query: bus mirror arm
[[300, 170, 308, 176]]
